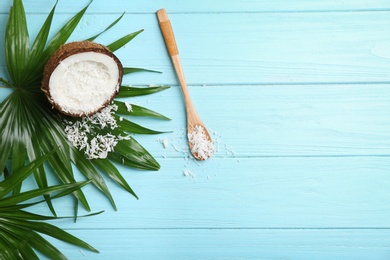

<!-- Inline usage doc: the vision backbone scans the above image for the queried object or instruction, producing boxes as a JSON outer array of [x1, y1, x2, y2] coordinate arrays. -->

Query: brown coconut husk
[[41, 41, 123, 117]]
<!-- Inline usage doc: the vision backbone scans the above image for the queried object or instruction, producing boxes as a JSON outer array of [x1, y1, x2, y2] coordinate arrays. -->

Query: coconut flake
[[63, 104, 123, 159], [87, 104, 118, 130], [124, 101, 132, 112], [159, 138, 169, 149], [85, 134, 118, 159], [188, 125, 213, 160]]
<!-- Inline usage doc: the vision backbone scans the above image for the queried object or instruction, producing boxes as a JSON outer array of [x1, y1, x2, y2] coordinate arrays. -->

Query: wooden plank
[[129, 84, 390, 157], [1, 11, 390, 85], [2, 0, 390, 14], [41, 229, 390, 259], [28, 156, 390, 229], [1, 84, 389, 157]]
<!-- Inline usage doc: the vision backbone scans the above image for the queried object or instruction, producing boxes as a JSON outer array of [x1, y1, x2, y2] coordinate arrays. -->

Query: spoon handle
[[156, 9, 201, 127], [156, 9, 179, 57]]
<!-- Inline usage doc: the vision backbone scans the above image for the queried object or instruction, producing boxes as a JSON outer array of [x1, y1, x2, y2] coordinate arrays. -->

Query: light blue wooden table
[[1, 0, 390, 259]]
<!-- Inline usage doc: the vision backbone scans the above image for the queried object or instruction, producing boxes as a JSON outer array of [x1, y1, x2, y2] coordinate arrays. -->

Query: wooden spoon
[[157, 9, 213, 160]]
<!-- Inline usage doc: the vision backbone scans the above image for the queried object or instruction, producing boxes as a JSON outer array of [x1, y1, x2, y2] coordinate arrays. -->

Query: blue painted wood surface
[[1, 0, 390, 259]]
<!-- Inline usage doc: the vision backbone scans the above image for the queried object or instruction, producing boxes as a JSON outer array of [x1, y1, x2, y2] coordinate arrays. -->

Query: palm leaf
[[114, 100, 171, 120], [70, 147, 117, 210], [6, 218, 99, 253], [0, 152, 100, 259], [0, 181, 91, 207], [23, 231, 67, 260], [0, 147, 56, 198], [26, 135, 57, 216], [116, 117, 168, 135], [43, 1, 91, 58], [24, 0, 58, 87], [87, 12, 125, 42], [107, 29, 144, 52], [109, 138, 160, 171], [117, 85, 171, 98], [92, 158, 138, 199], [123, 67, 162, 75], [4, 0, 30, 85]]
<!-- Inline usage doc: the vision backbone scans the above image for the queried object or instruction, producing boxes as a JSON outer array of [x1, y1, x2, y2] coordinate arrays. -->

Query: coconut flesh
[[42, 41, 123, 117]]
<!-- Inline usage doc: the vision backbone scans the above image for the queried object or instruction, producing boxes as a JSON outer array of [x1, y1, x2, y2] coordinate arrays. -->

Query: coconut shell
[[41, 41, 123, 117]]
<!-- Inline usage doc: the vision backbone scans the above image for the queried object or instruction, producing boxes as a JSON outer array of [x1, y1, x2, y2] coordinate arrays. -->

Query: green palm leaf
[[43, 1, 91, 58], [123, 67, 162, 74], [117, 85, 171, 98], [92, 158, 139, 198], [87, 12, 125, 42], [114, 100, 171, 120], [1, 0, 170, 214], [107, 29, 144, 52], [0, 152, 100, 259], [4, 0, 30, 85], [116, 117, 168, 134], [70, 147, 117, 210]]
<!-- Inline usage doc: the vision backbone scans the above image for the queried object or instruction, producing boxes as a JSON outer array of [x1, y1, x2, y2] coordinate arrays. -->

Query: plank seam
[[60, 227, 390, 231], [5, 9, 390, 15]]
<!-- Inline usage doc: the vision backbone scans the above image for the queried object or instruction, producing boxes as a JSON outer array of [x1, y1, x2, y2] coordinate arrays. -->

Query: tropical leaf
[[92, 158, 138, 199], [117, 85, 171, 98], [0, 148, 56, 198], [4, 0, 30, 85], [24, 0, 58, 87], [109, 138, 160, 171], [123, 67, 162, 75], [0, 151, 100, 259], [70, 147, 117, 210], [87, 12, 125, 42], [107, 29, 144, 52], [43, 1, 91, 58], [114, 100, 171, 120], [116, 117, 168, 135]]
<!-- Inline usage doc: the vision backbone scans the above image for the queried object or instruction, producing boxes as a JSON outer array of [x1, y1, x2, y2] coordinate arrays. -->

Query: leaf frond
[[107, 29, 144, 52], [87, 12, 125, 42], [123, 67, 162, 75], [118, 85, 170, 98]]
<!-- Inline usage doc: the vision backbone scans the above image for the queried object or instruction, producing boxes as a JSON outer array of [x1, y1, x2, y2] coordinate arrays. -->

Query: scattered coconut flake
[[124, 101, 132, 112], [159, 138, 169, 149], [85, 134, 117, 159], [87, 104, 118, 130], [188, 125, 213, 160], [63, 104, 128, 159], [183, 169, 196, 181], [172, 143, 180, 152]]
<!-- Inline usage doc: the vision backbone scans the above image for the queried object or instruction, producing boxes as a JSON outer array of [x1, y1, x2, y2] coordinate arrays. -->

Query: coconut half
[[42, 41, 123, 117]]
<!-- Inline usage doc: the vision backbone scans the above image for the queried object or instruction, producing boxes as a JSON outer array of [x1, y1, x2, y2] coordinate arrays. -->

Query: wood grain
[[28, 157, 390, 229], [2, 0, 390, 13], [1, 0, 390, 259], [80, 84, 390, 157], [1, 12, 390, 85], [42, 229, 390, 259]]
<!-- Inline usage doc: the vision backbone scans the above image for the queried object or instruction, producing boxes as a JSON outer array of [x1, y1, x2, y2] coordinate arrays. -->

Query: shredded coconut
[[63, 104, 129, 159], [87, 104, 118, 129], [188, 125, 213, 160], [183, 169, 196, 180], [159, 138, 169, 149], [124, 101, 132, 112]]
